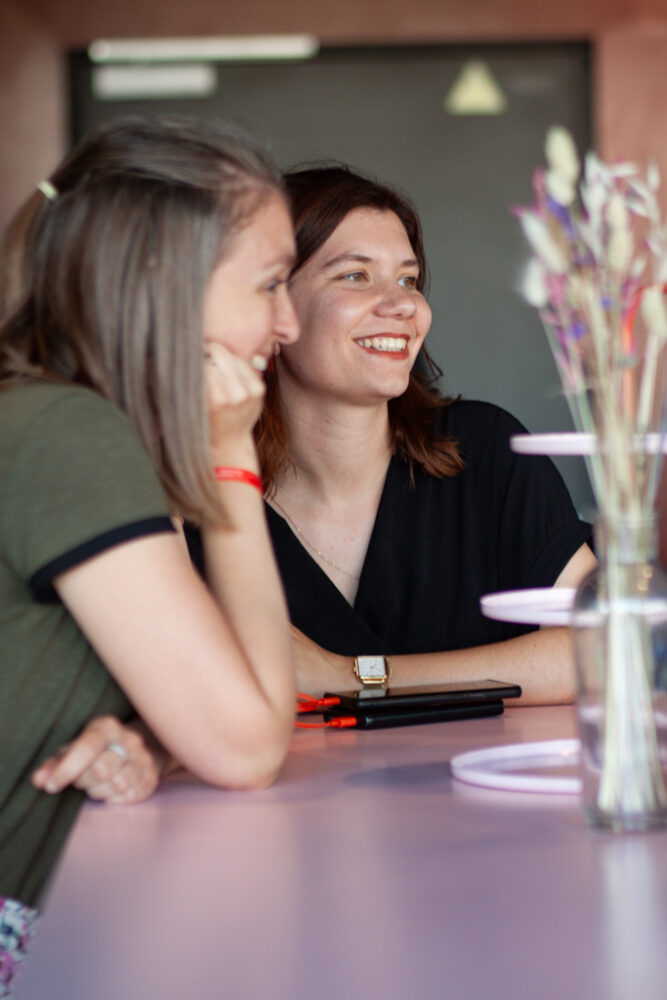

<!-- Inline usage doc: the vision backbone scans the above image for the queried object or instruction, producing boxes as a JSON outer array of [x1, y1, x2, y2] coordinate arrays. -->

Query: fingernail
[[45, 780, 58, 793]]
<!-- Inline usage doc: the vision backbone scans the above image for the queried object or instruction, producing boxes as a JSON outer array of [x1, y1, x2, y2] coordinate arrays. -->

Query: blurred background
[[1, 0, 666, 547]]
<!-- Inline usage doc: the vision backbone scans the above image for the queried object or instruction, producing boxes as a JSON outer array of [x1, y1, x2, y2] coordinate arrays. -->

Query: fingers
[[79, 751, 160, 805], [204, 343, 265, 408], [31, 715, 121, 794], [31, 716, 161, 805], [205, 343, 266, 449]]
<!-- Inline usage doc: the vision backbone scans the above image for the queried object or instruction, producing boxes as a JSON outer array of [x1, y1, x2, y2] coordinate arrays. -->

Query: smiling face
[[203, 191, 299, 369], [279, 207, 432, 403]]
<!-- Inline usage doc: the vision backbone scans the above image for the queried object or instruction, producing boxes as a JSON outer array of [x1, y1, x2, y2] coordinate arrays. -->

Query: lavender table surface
[[16, 705, 667, 1000]]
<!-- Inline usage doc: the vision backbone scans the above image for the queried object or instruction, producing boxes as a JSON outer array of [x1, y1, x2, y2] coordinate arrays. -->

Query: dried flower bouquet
[[517, 128, 667, 828]]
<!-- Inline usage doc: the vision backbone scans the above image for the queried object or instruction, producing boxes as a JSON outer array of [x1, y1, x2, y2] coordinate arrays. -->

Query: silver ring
[[106, 742, 129, 763]]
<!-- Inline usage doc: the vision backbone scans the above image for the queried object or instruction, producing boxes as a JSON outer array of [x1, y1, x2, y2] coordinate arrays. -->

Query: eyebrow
[[321, 252, 419, 270], [265, 252, 296, 271]]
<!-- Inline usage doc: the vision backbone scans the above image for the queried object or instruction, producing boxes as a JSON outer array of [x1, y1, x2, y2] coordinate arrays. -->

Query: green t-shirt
[[0, 380, 173, 906]]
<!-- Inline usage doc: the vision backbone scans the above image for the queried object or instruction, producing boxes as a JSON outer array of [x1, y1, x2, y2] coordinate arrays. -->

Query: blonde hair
[[0, 116, 284, 524]]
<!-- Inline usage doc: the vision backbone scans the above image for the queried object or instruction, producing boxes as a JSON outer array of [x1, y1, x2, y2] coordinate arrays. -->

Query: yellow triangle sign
[[444, 60, 507, 116]]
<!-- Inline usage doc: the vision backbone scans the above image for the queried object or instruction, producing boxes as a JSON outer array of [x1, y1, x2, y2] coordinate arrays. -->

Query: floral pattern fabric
[[0, 896, 38, 998]]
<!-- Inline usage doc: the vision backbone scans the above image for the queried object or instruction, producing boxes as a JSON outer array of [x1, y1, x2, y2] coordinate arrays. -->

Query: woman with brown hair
[[0, 116, 298, 991], [255, 164, 596, 703]]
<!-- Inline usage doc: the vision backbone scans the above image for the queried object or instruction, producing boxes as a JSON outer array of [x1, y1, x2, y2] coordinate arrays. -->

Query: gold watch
[[353, 655, 390, 688]]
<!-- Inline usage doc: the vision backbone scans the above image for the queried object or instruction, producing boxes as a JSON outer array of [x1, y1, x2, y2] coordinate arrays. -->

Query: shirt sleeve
[[1, 387, 174, 599], [484, 405, 592, 589]]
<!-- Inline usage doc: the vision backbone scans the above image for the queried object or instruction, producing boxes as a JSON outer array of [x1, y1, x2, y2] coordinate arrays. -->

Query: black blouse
[[266, 400, 592, 656]]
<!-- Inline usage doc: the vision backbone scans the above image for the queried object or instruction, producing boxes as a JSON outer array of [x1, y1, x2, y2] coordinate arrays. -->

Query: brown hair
[[256, 164, 463, 490], [0, 116, 284, 524]]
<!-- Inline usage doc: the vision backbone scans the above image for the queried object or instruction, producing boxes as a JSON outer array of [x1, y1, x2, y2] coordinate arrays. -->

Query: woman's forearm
[[291, 546, 596, 704], [200, 440, 296, 718], [292, 626, 575, 706]]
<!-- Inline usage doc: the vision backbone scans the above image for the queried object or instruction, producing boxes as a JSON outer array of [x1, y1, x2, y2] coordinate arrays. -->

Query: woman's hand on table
[[31, 716, 170, 804], [291, 544, 598, 705]]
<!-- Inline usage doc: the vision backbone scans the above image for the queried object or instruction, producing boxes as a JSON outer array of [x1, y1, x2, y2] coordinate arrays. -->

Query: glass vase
[[572, 513, 667, 832]]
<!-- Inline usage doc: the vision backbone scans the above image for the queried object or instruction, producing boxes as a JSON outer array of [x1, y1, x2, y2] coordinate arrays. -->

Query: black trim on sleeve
[[29, 516, 175, 602]]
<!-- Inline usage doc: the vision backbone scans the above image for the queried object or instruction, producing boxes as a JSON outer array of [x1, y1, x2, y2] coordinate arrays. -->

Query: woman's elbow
[[219, 740, 291, 790], [195, 714, 294, 791]]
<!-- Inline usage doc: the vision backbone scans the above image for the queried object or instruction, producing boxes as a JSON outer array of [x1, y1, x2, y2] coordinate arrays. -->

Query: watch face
[[357, 655, 386, 679]]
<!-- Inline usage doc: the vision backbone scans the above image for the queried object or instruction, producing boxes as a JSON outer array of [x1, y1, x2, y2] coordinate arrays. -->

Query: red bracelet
[[213, 467, 263, 493]]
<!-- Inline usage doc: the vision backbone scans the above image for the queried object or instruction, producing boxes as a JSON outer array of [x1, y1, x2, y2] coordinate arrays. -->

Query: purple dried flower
[[546, 195, 574, 228], [569, 320, 587, 340]]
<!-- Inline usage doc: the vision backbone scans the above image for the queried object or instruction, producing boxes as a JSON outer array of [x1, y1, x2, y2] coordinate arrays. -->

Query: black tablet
[[323, 678, 521, 714]]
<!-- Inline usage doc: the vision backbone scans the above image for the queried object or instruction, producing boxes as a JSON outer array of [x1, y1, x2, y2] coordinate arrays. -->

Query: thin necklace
[[270, 497, 361, 580]]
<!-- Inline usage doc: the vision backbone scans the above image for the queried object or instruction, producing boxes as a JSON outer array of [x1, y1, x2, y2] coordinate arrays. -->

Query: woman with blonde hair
[[0, 116, 298, 993]]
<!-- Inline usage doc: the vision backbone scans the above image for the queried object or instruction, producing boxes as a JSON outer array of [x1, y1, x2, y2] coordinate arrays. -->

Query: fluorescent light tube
[[89, 35, 319, 64], [92, 64, 217, 100]]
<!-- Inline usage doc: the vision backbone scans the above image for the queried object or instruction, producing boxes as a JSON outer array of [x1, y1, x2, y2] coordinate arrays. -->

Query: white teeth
[[357, 337, 408, 352], [250, 354, 268, 371]]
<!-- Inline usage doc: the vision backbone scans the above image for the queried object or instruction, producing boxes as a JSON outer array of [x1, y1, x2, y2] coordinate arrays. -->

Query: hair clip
[[37, 180, 58, 202]]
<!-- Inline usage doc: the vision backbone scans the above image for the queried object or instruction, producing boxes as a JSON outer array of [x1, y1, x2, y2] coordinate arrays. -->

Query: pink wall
[[0, 1, 64, 217], [13, 0, 631, 46], [595, 18, 667, 561], [596, 20, 667, 204], [2, 0, 666, 557]]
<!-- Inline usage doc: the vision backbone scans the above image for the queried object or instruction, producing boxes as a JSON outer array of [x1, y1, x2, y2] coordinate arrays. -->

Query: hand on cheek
[[203, 342, 266, 452]]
